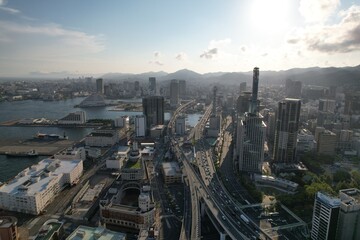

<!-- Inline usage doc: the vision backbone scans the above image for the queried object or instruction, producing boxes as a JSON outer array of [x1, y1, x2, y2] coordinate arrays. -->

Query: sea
[[0, 98, 202, 182]]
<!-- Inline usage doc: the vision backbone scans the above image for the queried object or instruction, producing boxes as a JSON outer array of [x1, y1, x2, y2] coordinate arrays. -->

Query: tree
[[351, 170, 360, 187], [305, 182, 335, 200], [333, 170, 351, 183]]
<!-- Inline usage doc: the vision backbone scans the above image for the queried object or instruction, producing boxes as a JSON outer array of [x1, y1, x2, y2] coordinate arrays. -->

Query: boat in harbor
[[34, 132, 68, 140], [5, 149, 39, 157]]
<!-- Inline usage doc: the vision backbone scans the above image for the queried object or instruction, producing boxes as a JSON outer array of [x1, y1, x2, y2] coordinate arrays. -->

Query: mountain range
[[101, 65, 360, 87]]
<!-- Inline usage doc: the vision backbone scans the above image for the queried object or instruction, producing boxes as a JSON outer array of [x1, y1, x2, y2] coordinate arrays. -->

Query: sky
[[0, 0, 359, 77]]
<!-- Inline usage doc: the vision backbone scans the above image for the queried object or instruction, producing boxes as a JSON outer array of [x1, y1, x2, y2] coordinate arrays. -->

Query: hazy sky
[[0, 0, 359, 76]]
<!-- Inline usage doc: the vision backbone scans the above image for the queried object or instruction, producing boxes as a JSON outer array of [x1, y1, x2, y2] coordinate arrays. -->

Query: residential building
[[0, 159, 83, 215], [273, 98, 301, 163]]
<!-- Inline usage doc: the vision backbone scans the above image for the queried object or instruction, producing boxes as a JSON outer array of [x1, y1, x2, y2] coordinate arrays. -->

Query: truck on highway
[[241, 214, 250, 224]]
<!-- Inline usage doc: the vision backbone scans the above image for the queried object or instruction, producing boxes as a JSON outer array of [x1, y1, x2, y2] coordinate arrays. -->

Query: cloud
[[200, 48, 218, 59], [299, 0, 340, 23], [0, 21, 105, 52], [240, 46, 247, 52], [288, 5, 360, 53], [0, 6, 20, 14], [148, 60, 163, 66], [175, 52, 187, 61], [153, 51, 161, 58], [261, 53, 268, 57]]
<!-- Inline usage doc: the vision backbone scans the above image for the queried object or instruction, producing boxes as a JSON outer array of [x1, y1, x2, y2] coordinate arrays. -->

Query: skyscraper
[[237, 113, 266, 173], [249, 67, 259, 114], [285, 79, 302, 98], [96, 78, 104, 94], [273, 98, 301, 163], [179, 79, 186, 98], [142, 96, 164, 131], [311, 192, 341, 240], [236, 67, 266, 173], [170, 79, 179, 107], [149, 77, 156, 94], [239, 82, 247, 93], [336, 188, 360, 240]]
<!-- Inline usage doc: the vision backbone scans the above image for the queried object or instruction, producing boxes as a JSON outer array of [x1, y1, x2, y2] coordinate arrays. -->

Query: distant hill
[[100, 65, 360, 87]]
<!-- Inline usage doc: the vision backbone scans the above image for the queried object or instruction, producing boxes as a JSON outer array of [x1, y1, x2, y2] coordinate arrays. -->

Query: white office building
[[135, 115, 146, 137], [0, 159, 83, 215]]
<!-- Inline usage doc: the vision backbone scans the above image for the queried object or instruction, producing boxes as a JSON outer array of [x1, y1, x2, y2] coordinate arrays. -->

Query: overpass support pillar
[[220, 232, 227, 240]]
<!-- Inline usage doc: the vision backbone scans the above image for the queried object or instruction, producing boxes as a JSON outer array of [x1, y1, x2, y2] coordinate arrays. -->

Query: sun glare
[[249, 0, 291, 33]]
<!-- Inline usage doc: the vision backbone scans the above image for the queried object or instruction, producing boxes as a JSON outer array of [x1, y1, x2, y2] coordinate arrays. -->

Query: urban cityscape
[[1, 1, 360, 240]]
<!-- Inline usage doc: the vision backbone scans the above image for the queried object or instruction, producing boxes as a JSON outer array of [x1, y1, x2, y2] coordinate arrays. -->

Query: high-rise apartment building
[[149, 77, 156, 94], [311, 192, 341, 240], [236, 91, 252, 115], [96, 78, 104, 94], [142, 96, 164, 131], [170, 79, 179, 107], [273, 98, 301, 163]]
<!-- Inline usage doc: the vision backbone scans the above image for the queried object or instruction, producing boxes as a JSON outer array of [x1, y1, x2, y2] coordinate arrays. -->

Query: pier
[[0, 139, 75, 156]]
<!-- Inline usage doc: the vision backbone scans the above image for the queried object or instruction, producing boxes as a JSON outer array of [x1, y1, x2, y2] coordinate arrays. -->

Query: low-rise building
[[0, 159, 83, 215], [100, 184, 155, 231], [0, 216, 18, 240], [85, 128, 120, 147], [53, 147, 86, 161], [66, 226, 126, 240], [161, 162, 182, 184], [121, 142, 144, 181], [34, 219, 64, 240], [254, 174, 298, 193], [58, 111, 86, 125]]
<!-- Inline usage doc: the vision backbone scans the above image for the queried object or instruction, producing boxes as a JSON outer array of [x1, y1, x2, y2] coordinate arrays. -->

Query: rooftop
[[162, 162, 181, 177], [66, 226, 126, 240], [35, 221, 63, 240], [0, 216, 17, 228], [340, 188, 360, 204], [0, 159, 82, 195]]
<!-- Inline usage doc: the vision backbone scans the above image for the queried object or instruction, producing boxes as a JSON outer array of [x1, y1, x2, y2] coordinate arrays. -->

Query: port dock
[[0, 139, 75, 156]]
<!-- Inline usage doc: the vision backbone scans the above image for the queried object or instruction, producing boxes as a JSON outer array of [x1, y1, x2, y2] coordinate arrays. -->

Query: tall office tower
[[319, 99, 336, 113], [142, 96, 164, 131], [311, 192, 341, 240], [170, 79, 179, 107], [175, 115, 186, 135], [236, 91, 251, 115], [336, 188, 360, 240], [96, 78, 104, 94], [135, 115, 146, 137], [236, 67, 266, 173], [149, 77, 156, 94], [317, 130, 337, 155], [239, 82, 247, 93], [344, 91, 360, 115], [237, 113, 266, 173], [134, 81, 140, 92], [285, 79, 302, 98], [249, 67, 259, 114], [212, 86, 217, 115], [273, 98, 301, 163], [179, 80, 186, 98]]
